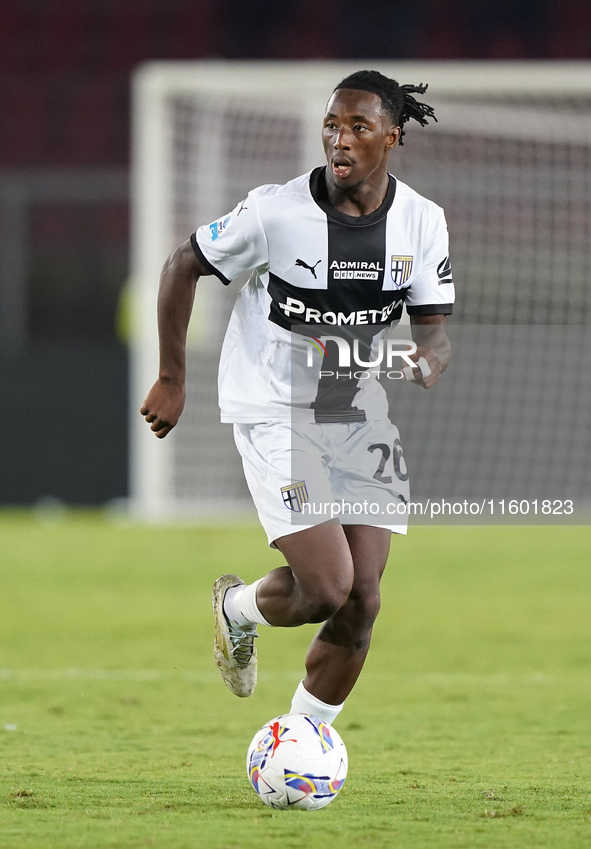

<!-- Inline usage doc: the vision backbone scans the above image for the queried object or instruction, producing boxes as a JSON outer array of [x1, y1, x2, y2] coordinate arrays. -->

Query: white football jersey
[[192, 167, 454, 424]]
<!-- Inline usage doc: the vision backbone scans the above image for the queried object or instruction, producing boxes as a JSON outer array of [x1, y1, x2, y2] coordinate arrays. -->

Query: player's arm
[[140, 239, 208, 438], [407, 314, 451, 389]]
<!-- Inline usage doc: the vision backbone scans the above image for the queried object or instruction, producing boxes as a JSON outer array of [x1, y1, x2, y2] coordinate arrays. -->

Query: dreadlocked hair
[[333, 69, 437, 146]]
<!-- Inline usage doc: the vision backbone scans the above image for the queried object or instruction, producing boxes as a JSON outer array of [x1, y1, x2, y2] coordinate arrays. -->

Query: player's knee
[[349, 583, 381, 627], [300, 584, 350, 624], [305, 598, 342, 624]]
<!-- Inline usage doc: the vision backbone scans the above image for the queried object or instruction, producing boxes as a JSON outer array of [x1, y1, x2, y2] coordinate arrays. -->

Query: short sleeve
[[191, 192, 268, 285], [405, 206, 455, 316]]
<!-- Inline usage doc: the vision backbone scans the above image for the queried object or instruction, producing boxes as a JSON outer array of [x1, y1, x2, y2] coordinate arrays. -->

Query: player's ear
[[385, 125, 401, 151]]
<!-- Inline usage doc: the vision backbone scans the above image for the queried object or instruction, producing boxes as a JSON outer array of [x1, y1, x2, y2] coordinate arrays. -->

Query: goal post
[[129, 60, 591, 522]]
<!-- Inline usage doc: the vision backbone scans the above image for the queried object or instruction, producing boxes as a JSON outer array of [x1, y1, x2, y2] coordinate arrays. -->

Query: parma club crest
[[281, 481, 309, 512], [391, 255, 413, 287]]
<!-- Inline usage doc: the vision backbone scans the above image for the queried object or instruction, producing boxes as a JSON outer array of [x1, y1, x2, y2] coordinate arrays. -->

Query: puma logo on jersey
[[237, 199, 248, 215], [295, 258, 321, 279], [437, 255, 453, 284]]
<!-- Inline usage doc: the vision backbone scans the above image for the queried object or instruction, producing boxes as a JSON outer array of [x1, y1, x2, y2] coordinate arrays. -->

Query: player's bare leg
[[296, 525, 391, 705], [267, 524, 390, 717]]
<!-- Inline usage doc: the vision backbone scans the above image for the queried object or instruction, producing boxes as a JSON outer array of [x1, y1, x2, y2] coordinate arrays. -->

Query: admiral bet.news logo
[[303, 335, 418, 379]]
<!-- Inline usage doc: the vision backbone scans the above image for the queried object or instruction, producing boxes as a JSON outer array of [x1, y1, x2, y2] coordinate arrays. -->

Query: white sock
[[290, 680, 344, 725], [223, 578, 270, 627]]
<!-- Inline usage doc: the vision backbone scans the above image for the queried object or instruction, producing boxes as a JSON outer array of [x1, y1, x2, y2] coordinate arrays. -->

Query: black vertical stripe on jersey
[[325, 213, 387, 307], [311, 210, 389, 423], [311, 326, 384, 423]]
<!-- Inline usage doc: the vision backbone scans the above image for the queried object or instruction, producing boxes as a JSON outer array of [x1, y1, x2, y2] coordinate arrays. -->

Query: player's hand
[[140, 379, 186, 438], [405, 346, 442, 389]]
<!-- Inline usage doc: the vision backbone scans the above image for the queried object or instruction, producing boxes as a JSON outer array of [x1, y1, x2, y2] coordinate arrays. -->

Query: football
[[246, 713, 348, 810]]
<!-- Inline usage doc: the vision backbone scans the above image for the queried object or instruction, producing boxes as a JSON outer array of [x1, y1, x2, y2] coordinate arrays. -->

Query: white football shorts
[[233, 419, 410, 546]]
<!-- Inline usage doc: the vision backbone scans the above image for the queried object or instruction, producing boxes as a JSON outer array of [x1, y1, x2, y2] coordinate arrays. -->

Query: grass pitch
[[1, 512, 591, 848]]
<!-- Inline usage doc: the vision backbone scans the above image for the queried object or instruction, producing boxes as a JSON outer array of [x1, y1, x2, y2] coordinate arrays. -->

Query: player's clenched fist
[[406, 347, 442, 389], [140, 379, 186, 438]]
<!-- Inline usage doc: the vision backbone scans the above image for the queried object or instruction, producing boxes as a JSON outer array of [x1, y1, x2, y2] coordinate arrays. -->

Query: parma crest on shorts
[[281, 481, 309, 512], [391, 255, 413, 287]]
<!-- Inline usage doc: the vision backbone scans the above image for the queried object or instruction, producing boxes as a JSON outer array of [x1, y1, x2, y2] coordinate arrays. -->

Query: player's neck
[[324, 168, 390, 218]]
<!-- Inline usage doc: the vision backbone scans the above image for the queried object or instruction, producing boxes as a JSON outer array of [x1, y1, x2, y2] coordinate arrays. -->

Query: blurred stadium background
[[1, 0, 591, 510]]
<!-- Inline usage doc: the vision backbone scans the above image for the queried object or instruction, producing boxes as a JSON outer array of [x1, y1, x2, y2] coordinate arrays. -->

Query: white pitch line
[[1, 669, 590, 686], [0, 668, 301, 682]]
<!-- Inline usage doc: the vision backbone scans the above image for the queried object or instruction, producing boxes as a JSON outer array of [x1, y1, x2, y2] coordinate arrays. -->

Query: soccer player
[[141, 70, 454, 726]]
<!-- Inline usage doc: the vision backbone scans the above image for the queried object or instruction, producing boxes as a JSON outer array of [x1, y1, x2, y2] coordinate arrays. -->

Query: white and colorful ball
[[246, 713, 347, 810]]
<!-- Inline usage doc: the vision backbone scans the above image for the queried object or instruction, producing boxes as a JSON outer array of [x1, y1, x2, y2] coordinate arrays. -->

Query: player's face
[[322, 89, 400, 192]]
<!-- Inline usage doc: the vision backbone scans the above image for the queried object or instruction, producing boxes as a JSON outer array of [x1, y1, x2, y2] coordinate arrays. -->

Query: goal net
[[130, 61, 591, 522]]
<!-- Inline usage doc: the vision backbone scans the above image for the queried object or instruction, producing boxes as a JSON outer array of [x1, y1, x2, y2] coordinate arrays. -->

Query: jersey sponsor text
[[330, 259, 383, 280], [278, 295, 402, 325]]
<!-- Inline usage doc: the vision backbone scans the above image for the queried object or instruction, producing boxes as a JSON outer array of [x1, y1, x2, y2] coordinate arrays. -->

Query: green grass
[[1, 512, 591, 848]]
